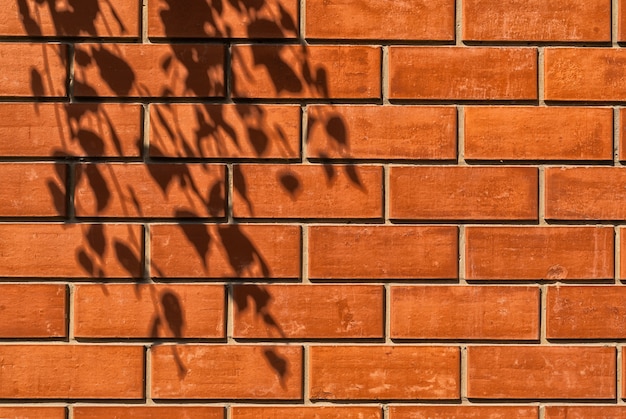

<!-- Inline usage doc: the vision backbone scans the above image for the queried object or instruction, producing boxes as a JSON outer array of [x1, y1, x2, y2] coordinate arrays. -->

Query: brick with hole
[[0, 163, 66, 216], [0, 284, 66, 338], [232, 406, 382, 419], [388, 406, 539, 419], [73, 406, 224, 419]]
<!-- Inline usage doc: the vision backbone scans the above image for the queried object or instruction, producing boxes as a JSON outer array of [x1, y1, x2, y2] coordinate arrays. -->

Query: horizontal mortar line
[[303, 39, 456, 46], [388, 219, 541, 226], [231, 98, 384, 105], [464, 279, 619, 286], [387, 99, 541, 106], [462, 159, 618, 166], [461, 40, 614, 47], [0, 36, 144, 43]]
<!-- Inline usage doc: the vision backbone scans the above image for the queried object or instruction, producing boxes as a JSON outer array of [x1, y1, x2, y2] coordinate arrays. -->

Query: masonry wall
[[1, 0, 626, 418]]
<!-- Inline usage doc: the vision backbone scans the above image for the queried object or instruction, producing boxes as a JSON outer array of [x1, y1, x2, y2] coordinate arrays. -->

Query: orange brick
[[463, 0, 610, 41], [74, 44, 224, 97], [309, 346, 460, 400], [0, 0, 139, 37], [0, 407, 66, 419], [547, 286, 626, 339], [465, 227, 614, 280], [150, 224, 300, 278], [545, 48, 626, 101], [0, 163, 66, 216], [148, 0, 297, 38], [151, 345, 302, 399], [0, 103, 141, 157], [389, 47, 537, 100], [389, 166, 538, 220], [468, 346, 616, 399], [464, 107, 613, 161], [0, 224, 143, 278], [232, 45, 381, 99], [234, 285, 384, 339], [306, 0, 454, 40], [621, 110, 626, 161], [150, 104, 300, 159], [621, 229, 626, 279], [307, 106, 457, 160], [0, 284, 66, 338], [621, 0, 626, 41], [73, 406, 224, 419], [0, 44, 66, 97], [233, 164, 382, 219], [232, 406, 382, 419], [75, 163, 225, 218], [391, 286, 539, 340], [309, 226, 458, 280], [546, 406, 626, 419], [74, 284, 224, 339], [0, 345, 144, 399], [546, 167, 626, 220], [389, 406, 538, 419]]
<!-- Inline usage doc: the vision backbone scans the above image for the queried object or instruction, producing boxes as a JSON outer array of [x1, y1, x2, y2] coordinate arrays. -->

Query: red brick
[[234, 285, 384, 339], [621, 229, 626, 279], [74, 44, 224, 97], [546, 167, 626, 220], [467, 346, 616, 399], [150, 104, 300, 159], [74, 284, 224, 339], [0, 224, 143, 278], [151, 345, 302, 399], [233, 164, 382, 219], [232, 406, 382, 419], [0, 345, 144, 399], [390, 166, 538, 220], [545, 48, 626, 101], [0, 163, 66, 216], [309, 226, 458, 280], [391, 286, 539, 340], [463, 0, 610, 41], [620, 109, 626, 161], [389, 47, 537, 100], [309, 346, 460, 400], [0, 407, 66, 419], [73, 406, 224, 419], [621, 0, 626, 41], [306, 0, 454, 40], [0, 44, 66, 97], [0, 103, 141, 157], [546, 406, 626, 419], [232, 45, 381, 99], [0, 0, 139, 37], [307, 106, 457, 160], [151, 224, 300, 278], [464, 107, 613, 161], [148, 0, 297, 38], [0, 284, 66, 338], [547, 286, 626, 339], [75, 163, 225, 218], [389, 406, 538, 419], [465, 227, 614, 280]]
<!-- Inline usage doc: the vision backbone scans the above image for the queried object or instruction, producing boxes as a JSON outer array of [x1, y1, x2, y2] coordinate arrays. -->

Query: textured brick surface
[[389, 406, 539, 419], [0, 284, 66, 338], [73, 406, 224, 418], [0, 44, 67, 96], [232, 406, 382, 419]]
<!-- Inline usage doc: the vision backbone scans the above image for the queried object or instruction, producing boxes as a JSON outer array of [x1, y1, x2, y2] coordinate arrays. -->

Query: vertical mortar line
[[460, 345, 468, 403], [299, 0, 305, 40], [225, 404, 232, 419], [141, 0, 149, 44], [67, 162, 76, 221], [455, 0, 463, 45], [538, 166, 546, 226], [615, 107, 621, 166], [382, 404, 389, 419], [301, 104, 309, 163], [67, 43, 75, 103], [384, 283, 391, 344], [613, 0, 619, 47], [301, 225, 310, 284], [227, 163, 234, 223], [617, 225, 621, 284], [538, 405, 545, 419], [457, 106, 465, 166], [458, 225, 466, 285], [303, 344, 310, 405], [226, 282, 234, 344], [381, 45, 390, 105], [225, 43, 233, 103], [145, 342, 153, 404], [537, 47, 545, 106], [67, 282, 75, 343], [618, 345, 623, 405], [142, 103, 151, 161], [540, 284, 548, 344], [384, 165, 390, 224]]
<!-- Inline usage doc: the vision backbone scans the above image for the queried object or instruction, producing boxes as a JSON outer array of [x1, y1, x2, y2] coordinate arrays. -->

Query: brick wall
[[1, 0, 625, 417]]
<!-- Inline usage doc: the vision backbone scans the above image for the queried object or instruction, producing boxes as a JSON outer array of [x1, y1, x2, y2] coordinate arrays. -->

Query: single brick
[[389, 406, 538, 419], [233, 164, 382, 219], [306, 0, 454, 40], [0, 407, 66, 419], [0, 345, 144, 399], [547, 286, 626, 339], [0, 103, 142, 157], [306, 106, 457, 160], [389, 47, 537, 100], [463, 0, 610, 41], [150, 224, 300, 278], [464, 107, 613, 161], [0, 163, 66, 216], [391, 286, 539, 340], [309, 226, 458, 280], [546, 406, 626, 419], [233, 285, 384, 339], [546, 167, 626, 220], [150, 104, 300, 159], [389, 166, 538, 221], [0, 224, 143, 278], [75, 163, 225, 218], [151, 345, 302, 399], [73, 406, 224, 419], [0, 0, 139, 37], [0, 284, 66, 338], [467, 346, 616, 399], [232, 406, 382, 419], [0, 43, 66, 97], [74, 284, 224, 339], [309, 346, 460, 400], [148, 0, 298, 38], [545, 48, 626, 101], [74, 44, 224, 97], [465, 227, 614, 280], [232, 45, 381, 99]]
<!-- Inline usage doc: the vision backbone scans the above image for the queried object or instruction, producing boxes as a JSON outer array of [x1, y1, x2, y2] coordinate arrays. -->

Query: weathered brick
[[389, 406, 538, 419], [73, 406, 224, 419], [232, 406, 382, 419], [546, 406, 626, 419], [0, 284, 66, 338]]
